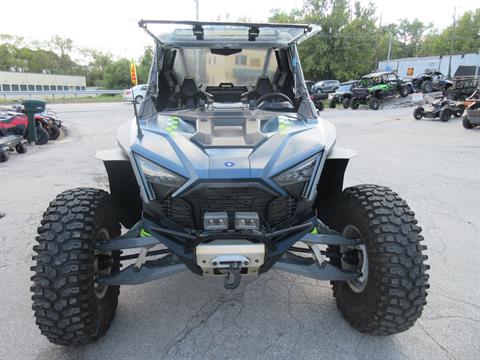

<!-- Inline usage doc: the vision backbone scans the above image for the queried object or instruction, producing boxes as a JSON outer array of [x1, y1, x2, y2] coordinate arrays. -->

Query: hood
[[118, 110, 336, 198]]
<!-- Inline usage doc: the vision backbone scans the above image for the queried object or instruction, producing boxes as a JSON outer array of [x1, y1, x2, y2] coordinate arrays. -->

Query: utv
[[413, 96, 464, 122], [31, 20, 429, 346], [462, 90, 480, 129], [329, 81, 354, 108], [351, 71, 410, 110], [350, 72, 410, 110], [367, 71, 410, 110], [0, 135, 27, 162], [407, 71, 453, 96], [452, 65, 480, 101]]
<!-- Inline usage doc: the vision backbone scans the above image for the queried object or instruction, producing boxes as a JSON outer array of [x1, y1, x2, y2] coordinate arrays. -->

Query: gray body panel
[[106, 109, 339, 205]]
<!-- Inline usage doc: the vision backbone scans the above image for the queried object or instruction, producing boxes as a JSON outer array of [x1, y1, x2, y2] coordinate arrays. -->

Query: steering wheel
[[254, 92, 294, 108]]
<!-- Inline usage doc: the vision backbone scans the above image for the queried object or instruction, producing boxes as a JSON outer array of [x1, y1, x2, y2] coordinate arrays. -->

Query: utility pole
[[374, 13, 382, 70], [448, 6, 457, 78], [194, 0, 199, 20], [386, 32, 392, 71]]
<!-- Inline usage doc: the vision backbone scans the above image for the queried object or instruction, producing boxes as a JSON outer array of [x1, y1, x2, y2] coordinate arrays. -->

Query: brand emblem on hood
[[224, 161, 236, 167]]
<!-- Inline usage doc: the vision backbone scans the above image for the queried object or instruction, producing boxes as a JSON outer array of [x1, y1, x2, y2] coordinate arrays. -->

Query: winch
[[196, 240, 265, 289]]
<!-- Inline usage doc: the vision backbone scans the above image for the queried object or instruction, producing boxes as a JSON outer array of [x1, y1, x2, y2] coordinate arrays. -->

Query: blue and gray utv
[[31, 20, 429, 345]]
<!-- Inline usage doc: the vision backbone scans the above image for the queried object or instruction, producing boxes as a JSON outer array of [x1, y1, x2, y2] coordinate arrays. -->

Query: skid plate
[[196, 240, 265, 275]]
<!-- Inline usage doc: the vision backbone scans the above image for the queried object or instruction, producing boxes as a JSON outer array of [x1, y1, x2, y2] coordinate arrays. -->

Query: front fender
[[327, 147, 358, 160]]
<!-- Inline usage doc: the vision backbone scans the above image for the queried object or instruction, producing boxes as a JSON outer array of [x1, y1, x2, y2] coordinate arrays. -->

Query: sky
[[0, 0, 478, 60]]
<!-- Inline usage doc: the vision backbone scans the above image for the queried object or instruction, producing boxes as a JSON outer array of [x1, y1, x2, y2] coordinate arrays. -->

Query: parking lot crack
[[418, 323, 456, 360]]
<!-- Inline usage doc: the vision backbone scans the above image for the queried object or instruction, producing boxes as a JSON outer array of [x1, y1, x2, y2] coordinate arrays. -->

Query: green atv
[[350, 71, 410, 110]]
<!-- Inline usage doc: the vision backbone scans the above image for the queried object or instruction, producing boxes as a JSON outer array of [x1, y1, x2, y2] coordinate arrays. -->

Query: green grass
[[0, 94, 124, 105]]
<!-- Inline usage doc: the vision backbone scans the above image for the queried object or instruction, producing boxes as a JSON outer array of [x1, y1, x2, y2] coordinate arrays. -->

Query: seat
[[254, 76, 273, 97], [244, 76, 274, 102], [181, 77, 200, 108]]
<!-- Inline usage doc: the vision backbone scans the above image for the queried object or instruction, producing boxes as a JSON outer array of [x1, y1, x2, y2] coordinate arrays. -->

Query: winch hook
[[224, 262, 242, 290]]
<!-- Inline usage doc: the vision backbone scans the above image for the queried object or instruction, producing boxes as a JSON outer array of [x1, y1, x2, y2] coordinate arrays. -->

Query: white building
[[0, 71, 86, 93], [378, 53, 480, 79]]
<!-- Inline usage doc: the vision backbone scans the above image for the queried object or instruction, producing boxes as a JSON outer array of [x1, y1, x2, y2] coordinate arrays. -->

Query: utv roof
[[138, 19, 320, 48], [362, 71, 395, 78]]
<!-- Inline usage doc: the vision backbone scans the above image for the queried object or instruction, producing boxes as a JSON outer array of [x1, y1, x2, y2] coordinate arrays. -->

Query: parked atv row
[[0, 104, 63, 162], [313, 69, 478, 112]]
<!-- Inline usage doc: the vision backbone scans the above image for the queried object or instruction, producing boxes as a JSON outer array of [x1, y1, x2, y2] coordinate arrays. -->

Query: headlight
[[273, 155, 319, 198], [137, 156, 186, 199]]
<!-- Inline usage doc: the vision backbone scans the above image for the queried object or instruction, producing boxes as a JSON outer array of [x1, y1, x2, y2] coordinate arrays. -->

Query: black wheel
[[351, 99, 360, 110], [399, 85, 410, 97], [329, 99, 337, 108], [342, 98, 351, 109], [368, 97, 380, 110], [463, 116, 473, 129], [327, 185, 429, 335], [35, 126, 49, 145], [439, 108, 452, 122], [0, 149, 9, 162], [413, 107, 424, 120], [31, 188, 122, 346], [315, 101, 324, 112], [421, 80, 433, 93], [15, 142, 27, 153], [134, 95, 143, 104], [452, 108, 464, 118], [48, 125, 61, 140]]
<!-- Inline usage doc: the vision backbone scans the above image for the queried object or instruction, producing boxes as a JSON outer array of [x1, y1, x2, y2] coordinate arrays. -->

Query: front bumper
[[96, 217, 361, 286]]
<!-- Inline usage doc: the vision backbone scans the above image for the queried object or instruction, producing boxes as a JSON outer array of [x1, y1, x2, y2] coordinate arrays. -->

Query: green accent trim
[[140, 228, 151, 238], [310, 227, 318, 234], [166, 116, 180, 134]]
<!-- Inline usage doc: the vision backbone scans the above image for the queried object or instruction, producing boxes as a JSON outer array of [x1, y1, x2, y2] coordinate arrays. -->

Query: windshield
[[338, 83, 352, 91], [174, 48, 278, 87]]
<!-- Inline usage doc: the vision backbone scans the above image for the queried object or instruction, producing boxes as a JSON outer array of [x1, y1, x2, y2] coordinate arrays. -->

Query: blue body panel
[[118, 109, 336, 203]]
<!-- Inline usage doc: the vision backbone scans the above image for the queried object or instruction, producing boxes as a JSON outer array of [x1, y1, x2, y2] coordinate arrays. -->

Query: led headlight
[[273, 155, 319, 198], [137, 156, 186, 199]]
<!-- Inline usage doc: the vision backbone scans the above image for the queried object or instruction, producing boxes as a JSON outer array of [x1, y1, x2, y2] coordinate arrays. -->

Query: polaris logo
[[224, 161, 236, 167]]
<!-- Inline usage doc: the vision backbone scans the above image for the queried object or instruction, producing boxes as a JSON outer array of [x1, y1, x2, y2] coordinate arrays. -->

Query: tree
[[396, 19, 433, 57], [270, 0, 379, 81], [419, 9, 480, 56], [0, 44, 16, 71], [103, 59, 131, 89], [137, 46, 153, 84], [48, 35, 73, 56]]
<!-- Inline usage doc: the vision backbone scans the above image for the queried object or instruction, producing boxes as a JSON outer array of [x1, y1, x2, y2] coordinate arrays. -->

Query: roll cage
[[137, 20, 320, 119]]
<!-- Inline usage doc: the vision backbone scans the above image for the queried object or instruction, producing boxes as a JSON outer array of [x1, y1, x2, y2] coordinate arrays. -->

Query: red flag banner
[[130, 60, 138, 86]]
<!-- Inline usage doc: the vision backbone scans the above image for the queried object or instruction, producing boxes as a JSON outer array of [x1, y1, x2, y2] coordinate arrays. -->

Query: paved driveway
[[0, 103, 478, 359]]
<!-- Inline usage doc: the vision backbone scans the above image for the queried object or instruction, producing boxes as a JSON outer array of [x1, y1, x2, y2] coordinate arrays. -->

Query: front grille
[[160, 185, 297, 230], [352, 88, 368, 97]]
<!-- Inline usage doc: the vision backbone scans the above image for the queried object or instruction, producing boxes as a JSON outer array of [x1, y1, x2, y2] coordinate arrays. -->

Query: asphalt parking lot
[[0, 102, 479, 360]]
